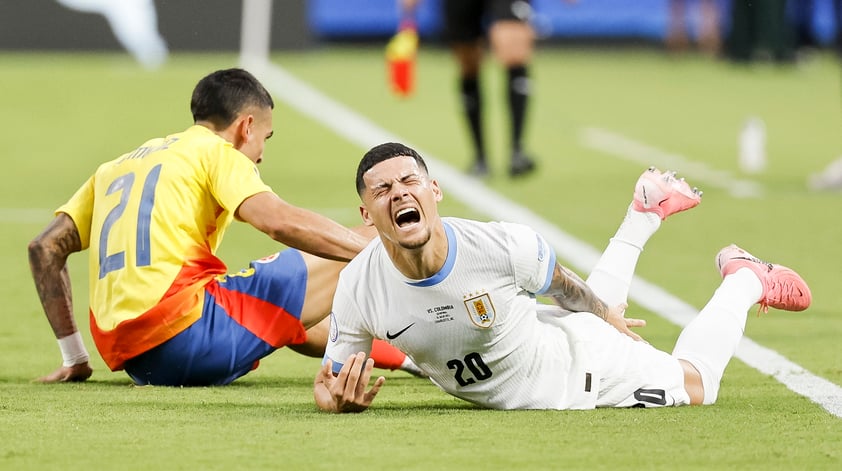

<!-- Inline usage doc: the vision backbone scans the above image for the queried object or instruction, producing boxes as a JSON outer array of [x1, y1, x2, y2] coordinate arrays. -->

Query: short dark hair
[[356, 142, 428, 195], [190, 68, 274, 128]]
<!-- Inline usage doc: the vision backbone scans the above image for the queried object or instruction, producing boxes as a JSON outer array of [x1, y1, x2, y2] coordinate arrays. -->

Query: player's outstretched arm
[[237, 192, 376, 262], [314, 352, 385, 413], [28, 213, 92, 382], [546, 263, 610, 316]]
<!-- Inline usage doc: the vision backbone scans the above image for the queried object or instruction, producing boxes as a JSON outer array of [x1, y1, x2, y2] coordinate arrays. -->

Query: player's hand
[[36, 362, 93, 383], [314, 352, 385, 413], [400, 0, 420, 12], [604, 303, 647, 342]]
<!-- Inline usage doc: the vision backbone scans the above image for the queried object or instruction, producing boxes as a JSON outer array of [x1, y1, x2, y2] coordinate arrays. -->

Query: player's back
[[58, 125, 273, 370], [84, 127, 232, 329]]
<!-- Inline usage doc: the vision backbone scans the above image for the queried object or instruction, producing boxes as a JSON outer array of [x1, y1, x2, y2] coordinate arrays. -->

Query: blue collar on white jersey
[[405, 222, 456, 287]]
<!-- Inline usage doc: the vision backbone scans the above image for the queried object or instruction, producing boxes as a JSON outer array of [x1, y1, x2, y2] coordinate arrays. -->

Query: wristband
[[58, 332, 90, 367]]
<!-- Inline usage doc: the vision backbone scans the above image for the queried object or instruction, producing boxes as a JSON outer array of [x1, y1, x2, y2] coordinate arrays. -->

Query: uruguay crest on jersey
[[464, 292, 496, 328]]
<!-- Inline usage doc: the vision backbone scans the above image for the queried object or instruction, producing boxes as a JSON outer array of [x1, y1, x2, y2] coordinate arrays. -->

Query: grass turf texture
[[1, 48, 841, 470]]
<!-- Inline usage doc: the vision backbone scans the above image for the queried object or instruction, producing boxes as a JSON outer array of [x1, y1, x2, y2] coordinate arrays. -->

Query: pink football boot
[[632, 167, 702, 220], [716, 244, 812, 313]]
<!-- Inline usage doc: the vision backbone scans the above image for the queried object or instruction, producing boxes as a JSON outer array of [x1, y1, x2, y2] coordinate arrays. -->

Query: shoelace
[[758, 273, 801, 316], [719, 255, 772, 275]]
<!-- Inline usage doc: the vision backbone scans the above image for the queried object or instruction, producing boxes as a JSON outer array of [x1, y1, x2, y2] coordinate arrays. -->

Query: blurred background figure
[[56, 0, 169, 69], [808, 156, 842, 191], [724, 0, 796, 63], [666, 0, 722, 56], [400, 0, 540, 178], [808, 0, 842, 191]]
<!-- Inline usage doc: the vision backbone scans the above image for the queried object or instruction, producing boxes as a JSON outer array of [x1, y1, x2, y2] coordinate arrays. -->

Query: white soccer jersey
[[325, 217, 600, 410]]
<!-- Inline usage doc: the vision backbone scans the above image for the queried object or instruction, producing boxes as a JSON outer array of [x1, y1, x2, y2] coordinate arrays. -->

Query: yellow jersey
[[58, 125, 272, 370]]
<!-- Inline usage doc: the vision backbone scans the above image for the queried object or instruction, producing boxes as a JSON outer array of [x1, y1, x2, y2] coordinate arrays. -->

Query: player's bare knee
[[679, 359, 706, 405]]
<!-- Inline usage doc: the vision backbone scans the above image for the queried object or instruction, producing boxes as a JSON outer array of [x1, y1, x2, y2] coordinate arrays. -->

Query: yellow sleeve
[[56, 175, 95, 250], [207, 145, 272, 215]]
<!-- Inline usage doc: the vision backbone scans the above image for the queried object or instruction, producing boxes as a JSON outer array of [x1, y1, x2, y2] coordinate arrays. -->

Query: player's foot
[[632, 167, 702, 220], [509, 152, 536, 177], [716, 244, 812, 313], [467, 159, 490, 178]]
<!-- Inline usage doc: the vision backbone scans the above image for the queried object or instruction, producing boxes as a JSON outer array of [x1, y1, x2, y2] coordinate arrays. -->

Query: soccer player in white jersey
[[313, 142, 812, 412]]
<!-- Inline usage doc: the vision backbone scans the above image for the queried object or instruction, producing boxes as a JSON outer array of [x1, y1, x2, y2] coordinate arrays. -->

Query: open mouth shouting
[[395, 207, 421, 228]]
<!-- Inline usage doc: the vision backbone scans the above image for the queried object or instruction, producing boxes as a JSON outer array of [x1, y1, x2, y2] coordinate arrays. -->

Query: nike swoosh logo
[[385, 322, 415, 340]]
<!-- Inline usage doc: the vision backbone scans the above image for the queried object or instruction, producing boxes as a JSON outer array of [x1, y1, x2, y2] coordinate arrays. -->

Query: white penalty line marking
[[244, 58, 842, 418], [0, 208, 54, 223], [580, 127, 764, 199]]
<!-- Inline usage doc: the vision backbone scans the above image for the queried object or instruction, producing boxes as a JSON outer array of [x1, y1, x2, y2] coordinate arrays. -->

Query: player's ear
[[431, 179, 443, 202], [229, 114, 252, 150], [241, 114, 254, 141], [359, 205, 374, 226]]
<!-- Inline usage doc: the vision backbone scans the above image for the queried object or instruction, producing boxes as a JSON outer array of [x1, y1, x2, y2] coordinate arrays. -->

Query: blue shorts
[[124, 249, 309, 386]]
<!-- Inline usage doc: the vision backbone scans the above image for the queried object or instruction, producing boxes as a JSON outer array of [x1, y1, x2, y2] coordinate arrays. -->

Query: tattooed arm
[[544, 263, 646, 341], [545, 264, 610, 318], [28, 213, 93, 382]]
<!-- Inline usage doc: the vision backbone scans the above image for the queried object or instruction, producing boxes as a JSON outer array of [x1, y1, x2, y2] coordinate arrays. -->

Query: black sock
[[507, 65, 529, 155], [460, 76, 485, 162]]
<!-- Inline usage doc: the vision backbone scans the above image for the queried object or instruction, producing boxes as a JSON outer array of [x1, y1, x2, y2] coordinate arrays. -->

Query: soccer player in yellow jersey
[[28, 68, 417, 386]]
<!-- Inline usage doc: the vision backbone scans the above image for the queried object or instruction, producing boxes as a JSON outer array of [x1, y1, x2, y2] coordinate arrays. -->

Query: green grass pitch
[[1, 47, 841, 470]]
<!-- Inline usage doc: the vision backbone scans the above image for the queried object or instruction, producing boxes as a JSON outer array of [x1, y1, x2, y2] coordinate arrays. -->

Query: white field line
[[249, 58, 840, 417], [580, 127, 764, 198], [0, 208, 54, 223], [1, 208, 356, 224]]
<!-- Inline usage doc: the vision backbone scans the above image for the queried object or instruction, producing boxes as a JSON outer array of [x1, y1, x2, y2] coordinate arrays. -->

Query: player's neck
[[388, 225, 448, 281]]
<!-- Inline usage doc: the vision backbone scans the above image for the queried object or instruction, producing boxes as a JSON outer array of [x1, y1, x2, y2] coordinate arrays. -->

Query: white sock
[[672, 268, 762, 404], [586, 205, 661, 306]]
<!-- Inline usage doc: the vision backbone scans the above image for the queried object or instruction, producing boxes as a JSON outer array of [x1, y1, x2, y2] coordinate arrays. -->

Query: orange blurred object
[[385, 22, 418, 98]]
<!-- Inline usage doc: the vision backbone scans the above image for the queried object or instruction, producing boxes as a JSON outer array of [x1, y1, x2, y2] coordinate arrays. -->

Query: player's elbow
[[28, 229, 77, 272], [27, 237, 46, 266], [262, 219, 306, 248], [27, 236, 57, 270], [27, 215, 82, 269], [238, 193, 308, 244]]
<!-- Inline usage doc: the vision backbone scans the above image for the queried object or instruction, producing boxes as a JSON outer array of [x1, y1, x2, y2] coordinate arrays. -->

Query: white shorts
[[541, 309, 690, 408]]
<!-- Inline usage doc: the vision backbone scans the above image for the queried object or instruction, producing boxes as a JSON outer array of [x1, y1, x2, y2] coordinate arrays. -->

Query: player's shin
[[672, 270, 760, 404]]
